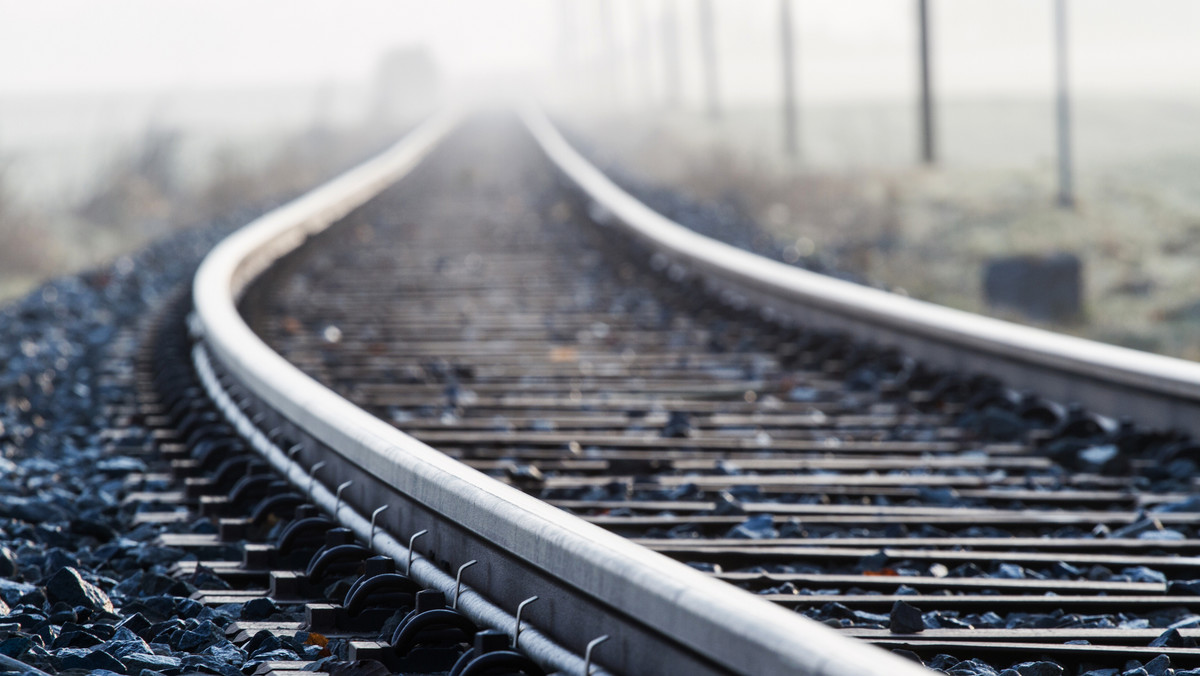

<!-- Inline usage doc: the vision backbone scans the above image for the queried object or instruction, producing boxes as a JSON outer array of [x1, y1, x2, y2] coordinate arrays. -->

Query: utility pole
[[698, 0, 720, 120], [917, 0, 935, 164], [1054, 0, 1075, 208], [780, 0, 799, 159]]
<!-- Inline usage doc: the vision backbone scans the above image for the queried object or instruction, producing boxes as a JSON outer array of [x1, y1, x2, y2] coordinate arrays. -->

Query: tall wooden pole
[[1054, 0, 1075, 208], [699, 0, 720, 120], [780, 0, 799, 158], [917, 0, 935, 164]]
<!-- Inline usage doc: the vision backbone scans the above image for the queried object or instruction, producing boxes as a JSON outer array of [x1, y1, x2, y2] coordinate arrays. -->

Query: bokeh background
[[3, 0, 1199, 355]]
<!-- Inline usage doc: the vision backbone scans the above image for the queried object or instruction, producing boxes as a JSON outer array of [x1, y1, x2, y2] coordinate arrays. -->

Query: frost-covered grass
[[0, 122, 399, 305], [562, 101, 1200, 360]]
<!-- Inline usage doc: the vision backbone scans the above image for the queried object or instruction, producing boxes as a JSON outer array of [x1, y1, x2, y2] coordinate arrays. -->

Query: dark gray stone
[[1170, 614, 1200, 630], [122, 651, 182, 672], [243, 630, 281, 656], [138, 573, 195, 598], [1122, 566, 1167, 584], [1149, 627, 1195, 647], [179, 652, 241, 676], [1140, 528, 1185, 541], [1012, 661, 1064, 676], [187, 564, 232, 591], [175, 620, 223, 652], [67, 518, 118, 542], [983, 252, 1082, 322], [44, 566, 113, 613], [710, 492, 745, 516], [725, 514, 778, 540], [242, 647, 299, 671], [132, 545, 186, 567], [1168, 580, 1200, 595], [970, 407, 1027, 441], [48, 601, 77, 625], [95, 456, 147, 474], [0, 636, 31, 658], [51, 626, 103, 649], [1077, 444, 1121, 473], [786, 386, 819, 402], [1111, 518, 1159, 539], [240, 597, 279, 621], [1155, 495, 1200, 512], [0, 546, 17, 577], [661, 411, 692, 438], [0, 496, 68, 523], [917, 486, 960, 506], [889, 600, 925, 634], [0, 577, 40, 601], [948, 657, 999, 675], [103, 627, 153, 658], [58, 648, 126, 672], [858, 551, 890, 572], [1143, 654, 1170, 676], [995, 563, 1026, 579], [851, 609, 890, 626]]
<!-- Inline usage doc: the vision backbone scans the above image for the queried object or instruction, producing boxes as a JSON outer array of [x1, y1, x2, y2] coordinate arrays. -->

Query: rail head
[[191, 111, 932, 676], [520, 105, 1200, 434]]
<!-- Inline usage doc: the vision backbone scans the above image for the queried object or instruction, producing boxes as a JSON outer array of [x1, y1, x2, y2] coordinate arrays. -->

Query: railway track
[[173, 109, 1200, 675]]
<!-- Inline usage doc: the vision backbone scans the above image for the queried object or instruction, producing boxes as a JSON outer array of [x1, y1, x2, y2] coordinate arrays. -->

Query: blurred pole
[[1054, 0, 1075, 208], [917, 0, 935, 164], [661, 0, 681, 108], [780, 0, 799, 159], [699, 0, 720, 120]]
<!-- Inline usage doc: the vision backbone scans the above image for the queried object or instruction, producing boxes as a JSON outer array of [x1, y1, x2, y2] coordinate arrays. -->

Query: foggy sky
[[1, 0, 1197, 102]]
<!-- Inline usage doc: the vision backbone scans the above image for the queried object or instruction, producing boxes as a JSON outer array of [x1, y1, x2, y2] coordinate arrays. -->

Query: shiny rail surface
[[521, 106, 1200, 438], [191, 113, 929, 675], [249, 113, 1200, 676]]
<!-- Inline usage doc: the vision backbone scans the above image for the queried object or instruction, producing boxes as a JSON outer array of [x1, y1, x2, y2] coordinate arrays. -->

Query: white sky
[[1, 0, 1198, 202], [0, 0, 1197, 101], [0, 0, 558, 94]]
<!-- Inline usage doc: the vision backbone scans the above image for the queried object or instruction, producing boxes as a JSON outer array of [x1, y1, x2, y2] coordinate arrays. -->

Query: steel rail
[[190, 112, 931, 675], [520, 105, 1200, 436]]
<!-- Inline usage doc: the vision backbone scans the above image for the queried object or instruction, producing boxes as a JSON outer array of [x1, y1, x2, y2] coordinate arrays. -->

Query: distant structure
[[983, 253, 1082, 323], [371, 47, 439, 123]]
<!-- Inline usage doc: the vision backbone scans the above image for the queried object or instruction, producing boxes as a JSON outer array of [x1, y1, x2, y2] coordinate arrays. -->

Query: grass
[[562, 107, 1200, 361], [0, 121, 399, 305]]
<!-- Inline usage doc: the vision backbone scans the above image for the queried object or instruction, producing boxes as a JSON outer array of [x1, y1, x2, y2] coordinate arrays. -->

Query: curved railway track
[[178, 109, 1200, 676]]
